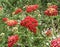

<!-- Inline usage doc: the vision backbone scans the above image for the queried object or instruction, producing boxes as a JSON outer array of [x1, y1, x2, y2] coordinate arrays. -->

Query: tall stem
[[51, 17, 56, 38]]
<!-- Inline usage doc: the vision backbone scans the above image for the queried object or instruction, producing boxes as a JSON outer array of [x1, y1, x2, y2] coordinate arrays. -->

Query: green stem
[[6, 0, 14, 9], [51, 17, 57, 38]]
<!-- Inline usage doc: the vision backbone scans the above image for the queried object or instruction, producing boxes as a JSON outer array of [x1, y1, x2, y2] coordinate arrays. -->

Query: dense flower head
[[20, 16, 38, 33], [50, 38, 60, 47], [13, 8, 22, 14], [8, 35, 19, 47], [45, 29, 52, 36], [44, 8, 58, 16], [6, 20, 18, 26], [26, 4, 39, 13], [2, 18, 8, 22], [48, 5, 58, 10]]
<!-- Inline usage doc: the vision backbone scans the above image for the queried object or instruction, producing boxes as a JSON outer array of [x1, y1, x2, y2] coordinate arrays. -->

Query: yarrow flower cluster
[[8, 35, 19, 47], [2, 18, 8, 22], [48, 5, 58, 10], [20, 16, 38, 33], [44, 5, 58, 16], [6, 20, 18, 26], [26, 4, 39, 13], [50, 38, 60, 47], [12, 8, 22, 15], [2, 18, 18, 26], [45, 29, 52, 36]]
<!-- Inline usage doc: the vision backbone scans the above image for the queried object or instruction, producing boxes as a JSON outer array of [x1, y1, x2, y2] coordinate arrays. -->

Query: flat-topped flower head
[[48, 5, 58, 10], [45, 29, 52, 36], [26, 5, 39, 13], [51, 38, 60, 47], [6, 20, 18, 26], [8, 35, 19, 47], [2, 18, 8, 22], [12, 8, 22, 15], [20, 16, 38, 34], [44, 8, 58, 16]]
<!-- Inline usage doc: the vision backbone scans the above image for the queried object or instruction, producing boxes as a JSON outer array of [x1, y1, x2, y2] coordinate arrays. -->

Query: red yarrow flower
[[20, 16, 38, 33], [26, 4, 39, 13], [50, 38, 60, 47], [8, 35, 19, 47], [2, 18, 8, 22], [6, 20, 18, 26], [48, 5, 58, 10], [44, 8, 58, 16], [45, 29, 52, 36], [13, 8, 22, 15], [28, 24, 36, 33]]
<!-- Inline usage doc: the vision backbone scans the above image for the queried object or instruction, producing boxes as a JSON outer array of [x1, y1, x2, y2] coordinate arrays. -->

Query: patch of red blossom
[[0, 6, 3, 10], [45, 29, 52, 36], [44, 8, 58, 16], [48, 5, 58, 10], [26, 4, 39, 13], [50, 38, 60, 47], [13, 8, 22, 14], [6, 20, 18, 26], [2, 18, 8, 22], [20, 16, 38, 33], [8, 35, 19, 47]]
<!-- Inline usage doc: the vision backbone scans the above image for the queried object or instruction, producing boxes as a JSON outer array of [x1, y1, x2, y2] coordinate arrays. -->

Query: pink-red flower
[[45, 29, 52, 36], [8, 35, 19, 47], [6, 20, 18, 26], [13, 8, 22, 14], [20, 16, 38, 33], [2, 18, 8, 22], [50, 38, 60, 47], [26, 4, 39, 13], [44, 8, 58, 16], [48, 5, 58, 10]]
